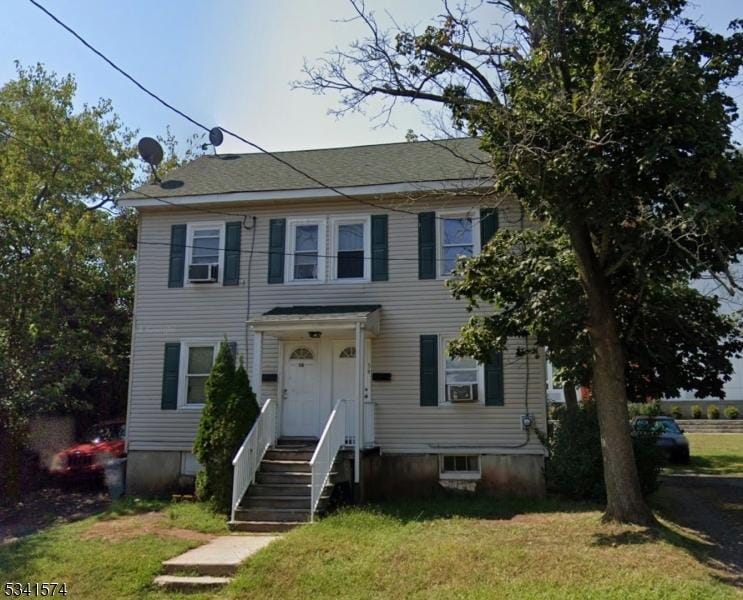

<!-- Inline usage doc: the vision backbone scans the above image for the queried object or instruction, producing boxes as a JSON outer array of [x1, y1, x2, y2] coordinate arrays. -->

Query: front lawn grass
[[1, 496, 739, 599], [229, 497, 739, 599], [667, 433, 743, 476], [0, 499, 226, 600]]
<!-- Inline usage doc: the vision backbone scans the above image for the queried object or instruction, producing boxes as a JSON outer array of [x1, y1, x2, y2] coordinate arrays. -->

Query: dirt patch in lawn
[[0, 486, 110, 544], [81, 511, 214, 543]]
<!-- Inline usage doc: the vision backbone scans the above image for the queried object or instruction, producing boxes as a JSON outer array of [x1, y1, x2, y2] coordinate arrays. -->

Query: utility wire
[[26, 0, 497, 222], [1, 121, 474, 263], [1, 123, 522, 263]]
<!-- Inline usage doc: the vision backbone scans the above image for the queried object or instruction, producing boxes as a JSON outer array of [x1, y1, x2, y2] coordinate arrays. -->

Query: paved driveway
[[659, 474, 743, 586]]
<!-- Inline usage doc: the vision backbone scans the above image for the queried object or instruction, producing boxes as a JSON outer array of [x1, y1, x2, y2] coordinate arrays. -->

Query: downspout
[[123, 213, 143, 455], [244, 216, 257, 381]]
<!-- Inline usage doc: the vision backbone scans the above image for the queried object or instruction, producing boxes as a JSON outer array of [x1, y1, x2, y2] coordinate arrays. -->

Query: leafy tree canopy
[[0, 63, 136, 430], [301, 0, 743, 524]]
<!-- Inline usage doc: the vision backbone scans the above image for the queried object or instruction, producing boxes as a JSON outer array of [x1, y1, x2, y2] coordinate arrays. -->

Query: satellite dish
[[137, 137, 164, 167], [209, 127, 224, 147]]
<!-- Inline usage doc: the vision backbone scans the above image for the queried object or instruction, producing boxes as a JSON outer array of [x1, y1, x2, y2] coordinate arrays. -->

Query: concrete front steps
[[677, 419, 743, 433], [229, 438, 334, 533], [153, 535, 278, 591]]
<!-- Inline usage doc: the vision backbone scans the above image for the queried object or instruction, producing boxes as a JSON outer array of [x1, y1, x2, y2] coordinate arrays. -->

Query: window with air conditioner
[[186, 223, 224, 284], [442, 337, 483, 404]]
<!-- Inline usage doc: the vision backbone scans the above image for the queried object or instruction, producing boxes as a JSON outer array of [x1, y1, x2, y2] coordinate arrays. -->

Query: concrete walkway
[[155, 534, 279, 591]]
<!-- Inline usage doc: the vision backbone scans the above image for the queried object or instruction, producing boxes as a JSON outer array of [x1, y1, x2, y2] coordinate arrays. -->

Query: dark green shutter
[[484, 350, 504, 406], [168, 224, 187, 288], [228, 342, 238, 364], [480, 207, 499, 245], [371, 214, 388, 281], [418, 212, 436, 279], [420, 335, 438, 406], [161, 343, 181, 410], [223, 221, 241, 285], [268, 219, 286, 284]]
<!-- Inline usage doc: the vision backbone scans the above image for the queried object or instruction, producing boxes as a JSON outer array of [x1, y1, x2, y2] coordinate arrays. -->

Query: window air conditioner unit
[[448, 384, 478, 403], [188, 263, 218, 283]]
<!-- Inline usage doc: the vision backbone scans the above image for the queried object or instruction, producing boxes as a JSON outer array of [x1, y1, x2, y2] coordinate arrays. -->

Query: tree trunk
[[563, 383, 578, 414], [568, 222, 656, 526]]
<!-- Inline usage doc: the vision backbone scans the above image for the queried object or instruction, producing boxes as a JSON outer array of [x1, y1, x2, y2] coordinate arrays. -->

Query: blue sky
[[1, 0, 740, 154]]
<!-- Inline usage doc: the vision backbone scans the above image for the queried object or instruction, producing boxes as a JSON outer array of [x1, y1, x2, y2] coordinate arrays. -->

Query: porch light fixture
[[308, 331, 322, 338]]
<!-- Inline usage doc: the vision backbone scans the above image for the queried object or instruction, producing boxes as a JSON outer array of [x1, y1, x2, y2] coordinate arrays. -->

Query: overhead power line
[[0, 124, 490, 264], [26, 0, 496, 222]]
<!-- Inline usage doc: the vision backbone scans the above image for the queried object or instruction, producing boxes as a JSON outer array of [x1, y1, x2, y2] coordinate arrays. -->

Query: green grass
[[0, 499, 226, 600], [666, 433, 743, 475], [1, 496, 739, 600]]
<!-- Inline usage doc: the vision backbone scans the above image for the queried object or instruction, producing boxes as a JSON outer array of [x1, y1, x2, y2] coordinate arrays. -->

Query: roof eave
[[118, 178, 492, 209]]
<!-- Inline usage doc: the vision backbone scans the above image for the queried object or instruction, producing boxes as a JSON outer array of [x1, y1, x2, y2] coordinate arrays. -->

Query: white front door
[[282, 342, 321, 438], [332, 340, 373, 445]]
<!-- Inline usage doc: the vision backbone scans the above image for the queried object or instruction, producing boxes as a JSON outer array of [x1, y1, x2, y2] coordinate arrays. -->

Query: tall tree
[[300, 0, 743, 524], [0, 64, 135, 498]]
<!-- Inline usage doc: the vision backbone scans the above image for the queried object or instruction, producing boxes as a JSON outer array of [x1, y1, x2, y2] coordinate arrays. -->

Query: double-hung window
[[287, 219, 326, 282], [186, 222, 224, 284], [181, 343, 217, 406], [439, 213, 477, 277], [442, 337, 483, 403], [332, 217, 370, 281]]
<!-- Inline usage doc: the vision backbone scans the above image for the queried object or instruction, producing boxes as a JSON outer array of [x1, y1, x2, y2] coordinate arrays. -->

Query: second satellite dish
[[209, 127, 224, 147], [137, 137, 164, 167]]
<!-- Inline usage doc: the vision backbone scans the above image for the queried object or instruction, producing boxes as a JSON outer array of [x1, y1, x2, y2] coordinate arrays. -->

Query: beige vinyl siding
[[126, 194, 546, 455]]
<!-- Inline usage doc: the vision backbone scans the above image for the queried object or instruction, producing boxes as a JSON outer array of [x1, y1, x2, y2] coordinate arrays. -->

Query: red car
[[49, 421, 126, 482]]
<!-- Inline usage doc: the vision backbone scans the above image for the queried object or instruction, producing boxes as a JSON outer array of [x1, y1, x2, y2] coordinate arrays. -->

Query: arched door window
[[290, 347, 314, 360], [339, 346, 356, 359]]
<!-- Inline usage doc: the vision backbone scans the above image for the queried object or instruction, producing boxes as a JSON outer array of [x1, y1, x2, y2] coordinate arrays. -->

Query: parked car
[[49, 421, 126, 483], [631, 416, 690, 464]]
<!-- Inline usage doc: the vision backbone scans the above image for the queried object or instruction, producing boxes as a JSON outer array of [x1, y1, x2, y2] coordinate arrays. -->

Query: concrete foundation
[[361, 453, 545, 501], [126, 450, 194, 497], [126, 448, 545, 500]]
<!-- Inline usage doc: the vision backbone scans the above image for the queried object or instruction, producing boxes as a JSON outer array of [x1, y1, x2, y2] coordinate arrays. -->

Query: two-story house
[[120, 138, 547, 528]]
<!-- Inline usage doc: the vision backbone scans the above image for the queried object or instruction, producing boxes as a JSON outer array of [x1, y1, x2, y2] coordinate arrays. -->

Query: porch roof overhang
[[249, 304, 381, 337]]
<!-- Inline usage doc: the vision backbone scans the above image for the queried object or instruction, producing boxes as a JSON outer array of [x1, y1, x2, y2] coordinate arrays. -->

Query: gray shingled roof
[[123, 137, 491, 200]]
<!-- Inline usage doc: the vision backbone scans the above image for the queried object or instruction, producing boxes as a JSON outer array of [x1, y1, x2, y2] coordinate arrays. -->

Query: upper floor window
[[287, 219, 326, 283], [331, 217, 370, 281], [439, 214, 476, 276], [186, 222, 225, 284]]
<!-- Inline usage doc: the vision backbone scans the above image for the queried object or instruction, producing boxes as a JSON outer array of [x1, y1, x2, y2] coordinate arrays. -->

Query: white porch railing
[[309, 398, 346, 522], [231, 398, 277, 522]]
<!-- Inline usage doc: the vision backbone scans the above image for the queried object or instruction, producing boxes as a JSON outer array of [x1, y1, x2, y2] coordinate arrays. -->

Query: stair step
[[154, 575, 231, 591], [162, 561, 238, 577], [264, 448, 315, 461], [235, 507, 311, 522], [242, 495, 312, 509], [248, 483, 311, 497], [277, 436, 318, 445], [229, 520, 304, 533], [242, 492, 331, 509], [256, 471, 312, 484], [261, 460, 311, 473]]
